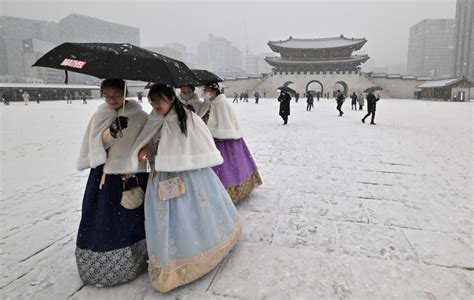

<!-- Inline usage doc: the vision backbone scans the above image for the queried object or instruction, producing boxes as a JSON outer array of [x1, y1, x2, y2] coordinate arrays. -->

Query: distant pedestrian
[[136, 92, 143, 103], [336, 90, 345, 116], [306, 92, 314, 111], [1, 95, 7, 105], [244, 93, 248, 103], [350, 92, 357, 110], [254, 92, 260, 104], [37, 93, 41, 104], [233, 92, 238, 103], [82, 93, 87, 104], [316, 91, 320, 101], [65, 92, 72, 104], [278, 91, 291, 125], [327, 92, 330, 100], [295, 93, 299, 103], [22, 91, 30, 105], [362, 92, 380, 125], [240, 93, 243, 102], [357, 93, 364, 110]]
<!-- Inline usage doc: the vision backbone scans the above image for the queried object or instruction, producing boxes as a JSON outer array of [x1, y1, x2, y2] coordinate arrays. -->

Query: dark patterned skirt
[[75, 165, 148, 286]]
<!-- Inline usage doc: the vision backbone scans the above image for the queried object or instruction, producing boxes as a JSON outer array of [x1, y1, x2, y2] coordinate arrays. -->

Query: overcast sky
[[2, 0, 457, 68]]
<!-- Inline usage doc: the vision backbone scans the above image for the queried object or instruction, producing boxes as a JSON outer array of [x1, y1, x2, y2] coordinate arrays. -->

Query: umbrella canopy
[[32, 42, 199, 87], [277, 86, 296, 95], [363, 86, 383, 93], [191, 69, 223, 85], [145, 69, 223, 88]]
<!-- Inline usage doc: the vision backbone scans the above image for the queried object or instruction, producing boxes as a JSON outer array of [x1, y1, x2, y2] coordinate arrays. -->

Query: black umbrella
[[277, 86, 296, 95], [191, 69, 223, 85], [363, 86, 383, 93], [32, 42, 199, 87], [145, 69, 223, 88]]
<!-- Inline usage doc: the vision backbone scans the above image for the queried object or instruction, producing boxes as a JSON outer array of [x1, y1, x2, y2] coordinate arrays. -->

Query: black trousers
[[280, 115, 288, 124], [336, 102, 343, 115], [307, 103, 313, 111], [363, 111, 376, 123], [351, 102, 357, 110]]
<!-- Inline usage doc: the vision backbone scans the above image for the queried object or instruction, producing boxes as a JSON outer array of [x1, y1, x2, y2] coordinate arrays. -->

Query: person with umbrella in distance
[[203, 82, 262, 204], [75, 79, 149, 287], [362, 92, 380, 125], [131, 84, 241, 293], [335, 89, 345, 116], [278, 88, 292, 124]]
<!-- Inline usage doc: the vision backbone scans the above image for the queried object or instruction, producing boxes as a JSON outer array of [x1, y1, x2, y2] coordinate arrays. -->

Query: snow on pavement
[[0, 98, 472, 299]]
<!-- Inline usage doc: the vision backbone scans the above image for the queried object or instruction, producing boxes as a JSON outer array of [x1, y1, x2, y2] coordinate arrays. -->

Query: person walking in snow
[[336, 90, 345, 116], [350, 92, 358, 110], [278, 91, 291, 125], [357, 93, 364, 110], [22, 91, 30, 105], [75, 79, 149, 287], [178, 84, 210, 123], [233, 92, 238, 103], [362, 92, 380, 125], [254, 92, 260, 104], [306, 92, 314, 111]]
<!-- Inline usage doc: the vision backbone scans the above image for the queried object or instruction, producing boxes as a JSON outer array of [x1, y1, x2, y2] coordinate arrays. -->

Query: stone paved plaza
[[1, 98, 472, 299]]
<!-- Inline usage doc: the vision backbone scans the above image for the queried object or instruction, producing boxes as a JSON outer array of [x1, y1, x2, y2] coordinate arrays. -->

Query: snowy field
[[1, 97, 473, 299]]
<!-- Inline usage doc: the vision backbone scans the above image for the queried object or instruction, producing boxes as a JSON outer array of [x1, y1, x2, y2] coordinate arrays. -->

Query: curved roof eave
[[267, 37, 367, 52]]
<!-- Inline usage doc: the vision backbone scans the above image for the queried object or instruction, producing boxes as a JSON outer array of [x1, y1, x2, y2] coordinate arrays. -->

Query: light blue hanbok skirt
[[145, 167, 242, 292]]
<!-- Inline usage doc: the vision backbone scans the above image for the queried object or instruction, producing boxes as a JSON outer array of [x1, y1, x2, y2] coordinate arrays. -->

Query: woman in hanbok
[[75, 79, 149, 286], [131, 84, 241, 293], [177, 84, 210, 123], [203, 82, 262, 204]]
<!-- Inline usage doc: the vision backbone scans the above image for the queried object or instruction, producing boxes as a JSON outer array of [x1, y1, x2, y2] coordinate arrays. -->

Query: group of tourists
[[277, 89, 381, 125], [75, 79, 262, 292]]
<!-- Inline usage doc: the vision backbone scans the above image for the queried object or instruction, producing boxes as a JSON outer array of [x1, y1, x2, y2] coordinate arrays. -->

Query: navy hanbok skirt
[[75, 164, 148, 286]]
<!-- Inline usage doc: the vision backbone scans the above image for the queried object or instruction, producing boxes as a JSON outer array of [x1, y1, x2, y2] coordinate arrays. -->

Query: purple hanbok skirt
[[212, 138, 262, 203]]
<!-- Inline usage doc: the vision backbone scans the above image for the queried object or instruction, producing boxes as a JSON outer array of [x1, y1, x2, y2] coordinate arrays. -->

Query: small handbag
[[121, 175, 144, 209], [158, 177, 186, 201]]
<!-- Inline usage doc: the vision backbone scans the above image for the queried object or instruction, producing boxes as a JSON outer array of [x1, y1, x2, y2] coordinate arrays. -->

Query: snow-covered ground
[[1, 98, 473, 299]]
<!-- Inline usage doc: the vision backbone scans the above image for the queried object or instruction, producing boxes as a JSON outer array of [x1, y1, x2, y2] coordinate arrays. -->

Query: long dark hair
[[148, 84, 188, 135], [100, 79, 128, 96]]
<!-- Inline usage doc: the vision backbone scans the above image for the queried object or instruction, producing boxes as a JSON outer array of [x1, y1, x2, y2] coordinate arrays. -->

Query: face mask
[[181, 93, 193, 101]]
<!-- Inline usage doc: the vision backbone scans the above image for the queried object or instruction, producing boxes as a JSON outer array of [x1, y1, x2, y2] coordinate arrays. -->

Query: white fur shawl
[[178, 92, 211, 118], [130, 109, 223, 172], [207, 94, 242, 139], [76, 100, 148, 173]]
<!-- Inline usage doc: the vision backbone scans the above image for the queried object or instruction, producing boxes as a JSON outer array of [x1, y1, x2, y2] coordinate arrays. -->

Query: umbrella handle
[[122, 80, 127, 116]]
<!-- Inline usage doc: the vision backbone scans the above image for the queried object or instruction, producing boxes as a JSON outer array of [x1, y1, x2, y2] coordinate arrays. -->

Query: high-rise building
[[197, 35, 244, 78], [0, 14, 141, 83], [453, 0, 474, 80], [407, 19, 456, 78], [59, 14, 140, 45], [0, 16, 60, 82]]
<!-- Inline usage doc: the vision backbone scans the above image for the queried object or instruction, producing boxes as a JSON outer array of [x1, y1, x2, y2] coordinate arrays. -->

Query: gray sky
[[2, 0, 457, 68]]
